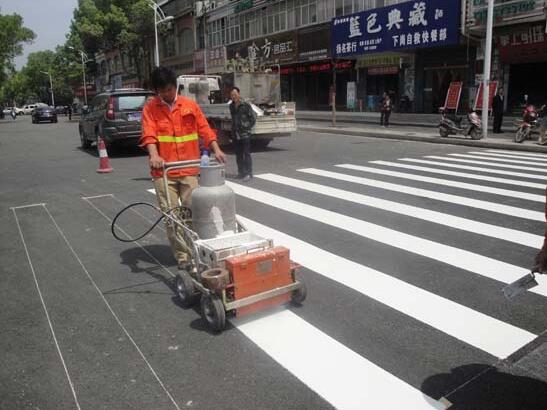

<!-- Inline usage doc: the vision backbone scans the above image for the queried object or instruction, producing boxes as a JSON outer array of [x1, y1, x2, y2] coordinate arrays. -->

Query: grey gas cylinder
[[191, 164, 237, 239]]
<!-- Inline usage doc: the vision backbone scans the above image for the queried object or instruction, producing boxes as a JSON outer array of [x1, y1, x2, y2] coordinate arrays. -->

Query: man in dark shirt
[[230, 87, 256, 182], [492, 88, 504, 133]]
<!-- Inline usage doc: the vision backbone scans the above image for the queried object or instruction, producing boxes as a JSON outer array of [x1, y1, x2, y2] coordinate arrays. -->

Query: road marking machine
[[112, 159, 306, 332]]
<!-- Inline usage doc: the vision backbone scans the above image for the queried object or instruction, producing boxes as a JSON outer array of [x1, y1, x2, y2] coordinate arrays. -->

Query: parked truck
[[176, 72, 296, 147]]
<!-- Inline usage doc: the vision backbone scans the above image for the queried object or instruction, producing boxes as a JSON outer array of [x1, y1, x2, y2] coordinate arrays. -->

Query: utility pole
[[40, 71, 55, 107], [69, 47, 89, 105], [482, 0, 494, 138], [147, 0, 174, 67]]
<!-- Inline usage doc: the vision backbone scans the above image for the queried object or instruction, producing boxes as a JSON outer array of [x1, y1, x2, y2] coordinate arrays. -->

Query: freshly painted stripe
[[238, 215, 537, 359], [400, 158, 547, 181], [369, 160, 545, 189], [226, 181, 547, 297], [426, 155, 547, 173], [485, 149, 547, 158], [298, 168, 544, 221], [256, 173, 542, 248], [447, 154, 547, 169], [234, 309, 446, 410], [468, 151, 547, 163], [336, 164, 544, 203]]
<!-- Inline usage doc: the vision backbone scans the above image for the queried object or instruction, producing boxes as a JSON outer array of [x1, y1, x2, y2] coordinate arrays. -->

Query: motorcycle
[[515, 105, 545, 143], [438, 107, 482, 140]]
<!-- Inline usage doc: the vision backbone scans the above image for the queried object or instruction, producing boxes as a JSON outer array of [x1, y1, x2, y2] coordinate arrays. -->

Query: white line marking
[[256, 173, 542, 248], [369, 161, 545, 189], [485, 149, 547, 158], [10, 203, 46, 210], [137, 193, 447, 408], [233, 309, 446, 410], [298, 168, 544, 221], [226, 181, 547, 298], [78, 200, 182, 409], [448, 154, 547, 169], [400, 158, 547, 181], [337, 163, 544, 203], [428, 155, 547, 173], [238, 215, 537, 359], [468, 151, 547, 163], [147, 188, 156, 195], [81, 194, 114, 200], [12, 208, 82, 410]]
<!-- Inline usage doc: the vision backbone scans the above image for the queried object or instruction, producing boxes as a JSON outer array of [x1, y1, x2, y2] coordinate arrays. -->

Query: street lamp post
[[40, 71, 55, 107], [146, 0, 174, 67], [69, 47, 90, 106], [482, 0, 495, 139]]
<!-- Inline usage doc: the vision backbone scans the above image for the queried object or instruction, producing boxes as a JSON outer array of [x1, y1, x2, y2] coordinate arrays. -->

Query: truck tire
[[252, 138, 272, 149]]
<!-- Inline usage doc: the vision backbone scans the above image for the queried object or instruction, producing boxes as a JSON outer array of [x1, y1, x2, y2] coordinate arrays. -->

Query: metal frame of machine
[[162, 159, 306, 332]]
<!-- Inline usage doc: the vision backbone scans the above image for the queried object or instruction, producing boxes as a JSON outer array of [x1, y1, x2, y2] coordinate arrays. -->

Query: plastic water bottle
[[200, 150, 210, 167]]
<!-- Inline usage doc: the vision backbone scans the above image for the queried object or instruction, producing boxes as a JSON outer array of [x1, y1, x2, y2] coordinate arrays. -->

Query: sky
[[0, 0, 79, 69]]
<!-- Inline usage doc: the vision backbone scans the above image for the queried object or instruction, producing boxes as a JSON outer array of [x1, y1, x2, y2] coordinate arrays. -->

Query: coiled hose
[[110, 202, 173, 243]]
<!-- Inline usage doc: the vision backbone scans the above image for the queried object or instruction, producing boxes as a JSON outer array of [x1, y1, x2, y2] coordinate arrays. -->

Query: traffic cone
[[96, 137, 113, 173]]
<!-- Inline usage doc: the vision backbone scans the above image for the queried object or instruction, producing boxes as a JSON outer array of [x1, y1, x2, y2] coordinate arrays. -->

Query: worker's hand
[[149, 154, 164, 169], [214, 149, 227, 164], [534, 243, 547, 274]]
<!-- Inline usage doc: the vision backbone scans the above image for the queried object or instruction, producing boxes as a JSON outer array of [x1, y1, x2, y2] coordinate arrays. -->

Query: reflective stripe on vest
[[157, 133, 198, 143]]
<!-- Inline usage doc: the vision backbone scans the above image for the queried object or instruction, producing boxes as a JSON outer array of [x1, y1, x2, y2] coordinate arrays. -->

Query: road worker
[[140, 66, 227, 270]]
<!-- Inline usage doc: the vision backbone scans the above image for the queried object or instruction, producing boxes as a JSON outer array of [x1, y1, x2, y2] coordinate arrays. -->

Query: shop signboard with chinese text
[[496, 24, 547, 63], [207, 46, 227, 73], [444, 82, 462, 110], [227, 32, 297, 70], [467, 0, 545, 30], [474, 81, 498, 111], [331, 0, 460, 58]]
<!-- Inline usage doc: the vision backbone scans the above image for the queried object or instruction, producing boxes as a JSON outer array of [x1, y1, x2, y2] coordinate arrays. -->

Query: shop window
[[287, 8, 295, 29], [301, 6, 308, 25], [344, 0, 353, 14], [335, 0, 344, 16], [309, 3, 317, 23], [280, 11, 287, 30], [295, 7, 301, 26], [178, 29, 194, 56]]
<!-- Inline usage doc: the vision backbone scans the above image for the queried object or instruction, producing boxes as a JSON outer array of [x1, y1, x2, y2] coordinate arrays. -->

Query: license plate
[[128, 112, 142, 122]]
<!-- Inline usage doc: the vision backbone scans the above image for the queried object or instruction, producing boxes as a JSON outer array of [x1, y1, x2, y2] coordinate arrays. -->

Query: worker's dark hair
[[232, 86, 240, 93], [150, 66, 177, 90]]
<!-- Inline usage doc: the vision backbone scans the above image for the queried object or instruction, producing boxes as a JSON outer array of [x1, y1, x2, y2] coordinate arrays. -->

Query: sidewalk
[[297, 110, 520, 130], [298, 117, 547, 153]]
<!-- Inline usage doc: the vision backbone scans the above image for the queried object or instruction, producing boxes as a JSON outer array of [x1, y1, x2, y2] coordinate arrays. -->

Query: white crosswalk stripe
[[448, 153, 547, 169], [336, 164, 544, 203], [368, 160, 545, 189], [485, 149, 547, 158], [467, 151, 547, 163], [426, 155, 547, 173], [399, 158, 547, 181], [298, 168, 544, 221]]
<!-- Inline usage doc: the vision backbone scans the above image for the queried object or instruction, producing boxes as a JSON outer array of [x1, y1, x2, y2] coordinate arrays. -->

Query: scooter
[[438, 107, 482, 140], [515, 105, 545, 143]]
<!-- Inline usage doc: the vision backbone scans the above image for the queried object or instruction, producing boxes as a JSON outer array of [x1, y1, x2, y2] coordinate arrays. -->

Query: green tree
[[0, 9, 35, 85]]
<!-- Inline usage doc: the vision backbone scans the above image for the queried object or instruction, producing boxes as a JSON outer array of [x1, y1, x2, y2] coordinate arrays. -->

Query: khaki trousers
[[153, 176, 198, 264]]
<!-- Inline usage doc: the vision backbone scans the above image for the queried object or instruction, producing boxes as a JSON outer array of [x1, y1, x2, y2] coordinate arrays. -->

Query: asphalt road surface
[[1, 115, 547, 410]]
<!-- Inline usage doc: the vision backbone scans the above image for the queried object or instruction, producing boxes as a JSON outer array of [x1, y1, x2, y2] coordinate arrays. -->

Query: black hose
[[111, 202, 165, 242]]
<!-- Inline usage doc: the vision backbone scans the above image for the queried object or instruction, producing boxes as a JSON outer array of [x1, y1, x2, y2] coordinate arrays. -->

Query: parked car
[[55, 106, 67, 114], [3, 106, 24, 115], [32, 106, 58, 123], [79, 88, 155, 149]]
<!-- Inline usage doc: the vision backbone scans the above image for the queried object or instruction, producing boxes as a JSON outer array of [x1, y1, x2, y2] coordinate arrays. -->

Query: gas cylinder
[[191, 164, 236, 239]]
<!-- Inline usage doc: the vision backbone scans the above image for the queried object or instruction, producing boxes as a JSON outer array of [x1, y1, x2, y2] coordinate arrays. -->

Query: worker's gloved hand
[[534, 243, 547, 274], [149, 154, 164, 169], [214, 149, 227, 164]]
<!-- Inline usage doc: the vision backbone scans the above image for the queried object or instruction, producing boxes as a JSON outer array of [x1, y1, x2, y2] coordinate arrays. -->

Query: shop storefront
[[331, 0, 461, 113]]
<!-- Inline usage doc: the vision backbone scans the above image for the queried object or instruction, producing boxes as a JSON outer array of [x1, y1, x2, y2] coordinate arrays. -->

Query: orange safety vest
[[139, 95, 217, 178]]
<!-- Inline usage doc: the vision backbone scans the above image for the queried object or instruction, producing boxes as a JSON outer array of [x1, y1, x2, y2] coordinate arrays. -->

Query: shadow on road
[[421, 363, 547, 409]]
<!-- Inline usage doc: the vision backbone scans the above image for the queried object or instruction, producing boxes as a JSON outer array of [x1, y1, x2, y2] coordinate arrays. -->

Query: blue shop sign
[[331, 0, 460, 58]]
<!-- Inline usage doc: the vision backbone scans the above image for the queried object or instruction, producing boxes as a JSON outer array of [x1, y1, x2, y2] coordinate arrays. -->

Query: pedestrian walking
[[10, 107, 16, 121], [139, 66, 227, 270], [230, 86, 256, 182], [68, 105, 72, 121], [492, 88, 504, 133], [380, 92, 392, 127]]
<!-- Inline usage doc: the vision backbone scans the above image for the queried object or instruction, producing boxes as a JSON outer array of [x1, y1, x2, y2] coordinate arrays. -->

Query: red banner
[[444, 82, 463, 110], [367, 66, 398, 76], [474, 81, 498, 111]]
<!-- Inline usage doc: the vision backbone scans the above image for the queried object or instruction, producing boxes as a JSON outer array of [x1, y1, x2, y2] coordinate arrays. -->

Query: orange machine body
[[225, 246, 293, 316]]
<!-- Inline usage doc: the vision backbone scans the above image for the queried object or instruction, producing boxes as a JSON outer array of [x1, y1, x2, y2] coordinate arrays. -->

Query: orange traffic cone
[[97, 137, 113, 173]]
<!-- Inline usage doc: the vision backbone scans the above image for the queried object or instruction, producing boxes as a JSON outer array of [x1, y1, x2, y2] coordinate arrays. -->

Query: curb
[[300, 125, 547, 153]]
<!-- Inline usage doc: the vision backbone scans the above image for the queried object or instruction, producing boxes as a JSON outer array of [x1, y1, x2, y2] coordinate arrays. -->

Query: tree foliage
[[0, 9, 35, 84]]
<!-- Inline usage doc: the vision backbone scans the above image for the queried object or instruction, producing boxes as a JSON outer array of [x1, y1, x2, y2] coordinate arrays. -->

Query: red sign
[[444, 82, 463, 110], [497, 24, 547, 63], [279, 61, 352, 75], [367, 66, 398, 76], [474, 81, 498, 111]]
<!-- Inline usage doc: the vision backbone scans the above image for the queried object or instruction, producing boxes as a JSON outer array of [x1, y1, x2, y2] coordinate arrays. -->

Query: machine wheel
[[515, 126, 530, 143], [470, 128, 482, 140], [175, 272, 198, 308], [291, 277, 307, 305], [80, 127, 91, 148], [439, 127, 449, 138], [200, 294, 226, 332]]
